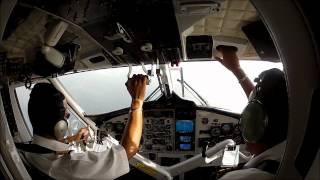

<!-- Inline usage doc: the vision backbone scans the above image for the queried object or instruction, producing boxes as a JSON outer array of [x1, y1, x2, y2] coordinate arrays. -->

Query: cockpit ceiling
[[1, 10, 99, 61], [0, 0, 262, 81], [2, 0, 181, 69], [189, 0, 259, 58]]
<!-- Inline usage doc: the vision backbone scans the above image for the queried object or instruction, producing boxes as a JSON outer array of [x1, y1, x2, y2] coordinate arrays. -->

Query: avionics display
[[175, 120, 194, 133], [179, 144, 192, 150], [179, 136, 192, 142]]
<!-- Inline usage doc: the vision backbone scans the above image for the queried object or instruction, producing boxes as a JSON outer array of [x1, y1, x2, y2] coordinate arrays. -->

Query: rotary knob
[[166, 145, 173, 151], [210, 127, 221, 137]]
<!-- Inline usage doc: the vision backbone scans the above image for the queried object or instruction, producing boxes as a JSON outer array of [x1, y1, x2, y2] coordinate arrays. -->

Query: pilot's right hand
[[125, 74, 147, 109]]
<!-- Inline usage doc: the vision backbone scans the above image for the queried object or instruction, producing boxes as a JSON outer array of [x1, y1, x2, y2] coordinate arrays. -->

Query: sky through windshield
[[57, 61, 283, 114]]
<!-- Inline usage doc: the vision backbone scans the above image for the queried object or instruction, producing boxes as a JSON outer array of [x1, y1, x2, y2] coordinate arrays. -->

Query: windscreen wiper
[[156, 61, 171, 100], [145, 86, 161, 102], [177, 79, 209, 106]]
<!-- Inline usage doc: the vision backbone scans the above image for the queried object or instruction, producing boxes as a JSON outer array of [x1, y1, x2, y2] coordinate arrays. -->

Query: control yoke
[[130, 139, 235, 180]]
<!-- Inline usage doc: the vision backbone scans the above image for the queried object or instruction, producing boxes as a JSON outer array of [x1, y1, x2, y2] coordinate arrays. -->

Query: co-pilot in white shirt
[[24, 135, 129, 180], [219, 141, 286, 180]]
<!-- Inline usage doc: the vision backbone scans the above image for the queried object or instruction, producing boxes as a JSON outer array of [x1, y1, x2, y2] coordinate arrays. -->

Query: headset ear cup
[[54, 120, 68, 140], [240, 101, 268, 143]]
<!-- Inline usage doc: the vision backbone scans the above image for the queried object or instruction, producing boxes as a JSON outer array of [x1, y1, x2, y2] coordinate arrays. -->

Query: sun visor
[[242, 20, 279, 62], [33, 43, 80, 77], [185, 35, 248, 60], [212, 36, 248, 58]]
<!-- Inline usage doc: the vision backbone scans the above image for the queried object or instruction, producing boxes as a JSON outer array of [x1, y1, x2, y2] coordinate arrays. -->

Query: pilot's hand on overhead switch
[[215, 45, 254, 97], [125, 74, 147, 109], [214, 45, 240, 73]]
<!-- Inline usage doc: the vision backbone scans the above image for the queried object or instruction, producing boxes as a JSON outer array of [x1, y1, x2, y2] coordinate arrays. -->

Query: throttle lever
[[127, 63, 150, 85], [202, 141, 210, 158]]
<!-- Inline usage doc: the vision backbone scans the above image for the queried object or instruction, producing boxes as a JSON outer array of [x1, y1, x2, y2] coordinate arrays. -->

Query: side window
[[15, 85, 33, 133], [64, 109, 86, 136]]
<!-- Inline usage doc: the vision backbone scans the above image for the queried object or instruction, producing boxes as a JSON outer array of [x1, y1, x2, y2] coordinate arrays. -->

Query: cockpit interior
[[0, 0, 319, 180]]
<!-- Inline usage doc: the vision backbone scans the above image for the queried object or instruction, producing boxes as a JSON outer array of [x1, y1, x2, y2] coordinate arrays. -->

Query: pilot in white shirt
[[22, 74, 148, 179], [25, 135, 130, 180], [216, 46, 288, 180]]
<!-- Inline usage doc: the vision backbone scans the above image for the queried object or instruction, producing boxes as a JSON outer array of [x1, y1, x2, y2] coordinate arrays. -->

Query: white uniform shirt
[[219, 141, 286, 180], [25, 135, 129, 180]]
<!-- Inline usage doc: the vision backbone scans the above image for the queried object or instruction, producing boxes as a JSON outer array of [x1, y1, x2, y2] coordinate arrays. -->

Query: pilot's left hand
[[214, 45, 240, 73], [75, 127, 90, 143], [64, 127, 89, 144], [62, 127, 89, 144], [215, 45, 254, 97]]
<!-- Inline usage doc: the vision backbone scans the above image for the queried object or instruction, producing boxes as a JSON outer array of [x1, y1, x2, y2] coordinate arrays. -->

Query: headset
[[54, 119, 69, 141], [54, 109, 71, 141], [239, 68, 288, 145], [240, 77, 268, 143]]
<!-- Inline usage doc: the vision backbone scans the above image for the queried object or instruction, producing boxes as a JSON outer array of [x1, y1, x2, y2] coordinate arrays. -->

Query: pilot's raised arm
[[121, 74, 147, 159], [22, 77, 147, 180], [214, 47, 289, 180], [214, 45, 254, 98]]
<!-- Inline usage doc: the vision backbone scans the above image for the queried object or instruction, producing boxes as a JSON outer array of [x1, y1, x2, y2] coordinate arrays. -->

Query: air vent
[[89, 56, 105, 64], [80, 53, 111, 69], [179, 0, 225, 15]]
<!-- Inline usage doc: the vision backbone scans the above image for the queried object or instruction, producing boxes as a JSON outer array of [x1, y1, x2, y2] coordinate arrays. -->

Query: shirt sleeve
[[219, 168, 274, 180], [50, 144, 130, 180]]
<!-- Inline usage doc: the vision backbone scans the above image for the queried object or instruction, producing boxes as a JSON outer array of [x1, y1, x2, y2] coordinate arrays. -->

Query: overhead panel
[[185, 0, 259, 59]]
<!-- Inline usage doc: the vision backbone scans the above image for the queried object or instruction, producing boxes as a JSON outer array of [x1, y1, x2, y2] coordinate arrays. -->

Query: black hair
[[28, 83, 65, 137], [258, 68, 288, 148]]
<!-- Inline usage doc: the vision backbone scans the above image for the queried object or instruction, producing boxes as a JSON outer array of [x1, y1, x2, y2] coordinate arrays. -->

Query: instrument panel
[[143, 109, 175, 152], [98, 107, 242, 166], [196, 110, 243, 151]]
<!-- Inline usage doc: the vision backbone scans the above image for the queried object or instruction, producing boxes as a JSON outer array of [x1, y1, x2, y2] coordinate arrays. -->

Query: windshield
[[57, 66, 159, 115], [57, 61, 282, 115], [169, 61, 283, 113]]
